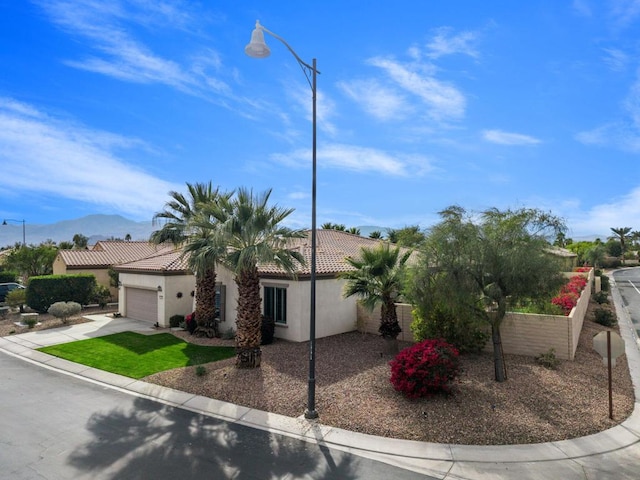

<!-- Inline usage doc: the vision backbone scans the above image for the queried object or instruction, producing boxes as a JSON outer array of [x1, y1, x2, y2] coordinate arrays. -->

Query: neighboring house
[[116, 230, 404, 342], [53, 241, 174, 301], [546, 246, 578, 271], [115, 249, 197, 327]]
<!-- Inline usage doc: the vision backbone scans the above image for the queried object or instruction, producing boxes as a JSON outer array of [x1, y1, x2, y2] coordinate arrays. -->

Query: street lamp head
[[245, 20, 271, 58]]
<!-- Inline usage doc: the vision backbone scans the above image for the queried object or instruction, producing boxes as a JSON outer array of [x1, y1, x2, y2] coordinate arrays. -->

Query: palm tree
[[369, 231, 383, 239], [151, 182, 230, 328], [213, 188, 305, 368], [340, 242, 411, 352], [610, 227, 632, 264]]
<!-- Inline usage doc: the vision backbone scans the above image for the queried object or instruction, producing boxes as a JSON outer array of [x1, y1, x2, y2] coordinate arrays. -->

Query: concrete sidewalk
[[1, 291, 640, 479]]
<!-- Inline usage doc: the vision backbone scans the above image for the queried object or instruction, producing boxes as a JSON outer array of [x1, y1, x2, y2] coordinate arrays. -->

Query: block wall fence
[[356, 269, 594, 360]]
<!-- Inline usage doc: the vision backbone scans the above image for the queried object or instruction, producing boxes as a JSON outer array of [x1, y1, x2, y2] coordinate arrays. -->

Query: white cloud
[[482, 129, 541, 146], [569, 186, 640, 237], [425, 27, 480, 59], [602, 48, 629, 72], [289, 83, 337, 136], [35, 0, 232, 99], [368, 56, 466, 121], [609, 0, 640, 27], [0, 98, 178, 218], [575, 122, 640, 152], [271, 143, 434, 177], [572, 0, 593, 17], [337, 79, 408, 121]]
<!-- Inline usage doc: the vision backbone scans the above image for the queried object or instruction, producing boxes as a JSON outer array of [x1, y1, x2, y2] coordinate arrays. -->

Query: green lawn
[[38, 332, 236, 379]]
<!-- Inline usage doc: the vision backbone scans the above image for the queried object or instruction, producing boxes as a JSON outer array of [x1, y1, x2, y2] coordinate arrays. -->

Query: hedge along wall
[[356, 268, 594, 360]]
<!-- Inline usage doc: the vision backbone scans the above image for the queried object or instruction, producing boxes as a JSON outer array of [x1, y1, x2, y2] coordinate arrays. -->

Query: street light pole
[[2, 218, 26, 246], [245, 20, 319, 419]]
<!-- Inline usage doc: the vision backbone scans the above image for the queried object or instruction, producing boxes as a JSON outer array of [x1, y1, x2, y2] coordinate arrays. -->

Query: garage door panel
[[126, 288, 158, 323]]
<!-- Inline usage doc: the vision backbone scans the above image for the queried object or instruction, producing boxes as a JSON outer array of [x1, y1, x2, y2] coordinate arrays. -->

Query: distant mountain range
[[0, 215, 393, 248], [0, 214, 156, 247]]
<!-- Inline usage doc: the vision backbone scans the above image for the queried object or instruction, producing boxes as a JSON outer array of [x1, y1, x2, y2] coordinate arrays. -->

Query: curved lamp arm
[[245, 20, 320, 91]]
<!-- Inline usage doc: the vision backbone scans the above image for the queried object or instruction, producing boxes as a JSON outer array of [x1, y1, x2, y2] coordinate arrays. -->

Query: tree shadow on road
[[67, 396, 359, 479]]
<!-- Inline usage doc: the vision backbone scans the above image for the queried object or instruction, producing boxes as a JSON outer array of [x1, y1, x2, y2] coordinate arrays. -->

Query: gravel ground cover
[[144, 297, 635, 445], [0, 306, 111, 336], [1, 299, 634, 445]]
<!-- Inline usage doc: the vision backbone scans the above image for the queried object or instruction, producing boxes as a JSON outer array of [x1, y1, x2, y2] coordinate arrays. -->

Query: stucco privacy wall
[[357, 269, 594, 360], [216, 265, 358, 343], [119, 272, 195, 327]]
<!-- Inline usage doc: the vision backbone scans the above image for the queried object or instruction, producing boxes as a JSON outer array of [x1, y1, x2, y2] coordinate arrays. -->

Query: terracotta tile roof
[[112, 230, 411, 277], [57, 241, 174, 268], [115, 249, 190, 274], [260, 229, 411, 277]]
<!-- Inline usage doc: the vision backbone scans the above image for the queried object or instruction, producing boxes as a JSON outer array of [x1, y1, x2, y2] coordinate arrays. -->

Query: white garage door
[[125, 288, 158, 323]]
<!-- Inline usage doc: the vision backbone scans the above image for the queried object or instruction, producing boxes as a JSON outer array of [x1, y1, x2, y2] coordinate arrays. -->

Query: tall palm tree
[[151, 182, 230, 328], [340, 242, 411, 352], [212, 188, 305, 368], [610, 227, 632, 264]]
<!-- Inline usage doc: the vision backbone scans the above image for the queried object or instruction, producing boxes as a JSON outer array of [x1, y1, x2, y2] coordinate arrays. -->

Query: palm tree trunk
[[235, 266, 262, 368], [379, 300, 401, 339], [195, 267, 217, 331]]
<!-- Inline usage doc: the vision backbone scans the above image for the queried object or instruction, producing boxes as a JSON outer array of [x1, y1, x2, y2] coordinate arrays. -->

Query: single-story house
[[53, 241, 174, 300], [545, 246, 578, 271], [115, 230, 403, 342], [115, 249, 197, 327]]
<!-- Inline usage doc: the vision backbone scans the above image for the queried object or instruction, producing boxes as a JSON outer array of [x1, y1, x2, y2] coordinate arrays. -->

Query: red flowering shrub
[[574, 266, 591, 272], [389, 339, 460, 399], [551, 275, 587, 315]]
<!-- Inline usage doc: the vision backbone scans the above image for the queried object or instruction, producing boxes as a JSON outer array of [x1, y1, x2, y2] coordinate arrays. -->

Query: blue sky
[[1, 1, 639, 241]]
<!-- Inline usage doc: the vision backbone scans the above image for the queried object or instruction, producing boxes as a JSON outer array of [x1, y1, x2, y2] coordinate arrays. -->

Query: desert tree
[[412, 205, 566, 382]]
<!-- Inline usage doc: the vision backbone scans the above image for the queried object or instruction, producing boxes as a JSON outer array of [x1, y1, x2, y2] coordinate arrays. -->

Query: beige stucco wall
[[119, 272, 196, 327], [358, 269, 594, 360], [215, 265, 358, 342], [357, 303, 418, 343]]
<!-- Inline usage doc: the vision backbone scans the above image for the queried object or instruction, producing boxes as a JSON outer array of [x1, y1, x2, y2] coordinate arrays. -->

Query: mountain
[[0, 214, 155, 247]]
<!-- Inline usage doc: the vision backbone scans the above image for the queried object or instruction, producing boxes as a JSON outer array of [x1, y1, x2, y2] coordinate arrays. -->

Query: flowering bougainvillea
[[389, 339, 460, 399], [574, 267, 591, 273], [551, 275, 588, 315]]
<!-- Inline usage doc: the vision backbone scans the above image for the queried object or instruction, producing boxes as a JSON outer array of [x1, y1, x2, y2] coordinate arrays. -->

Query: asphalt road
[[0, 352, 434, 480], [613, 267, 640, 337]]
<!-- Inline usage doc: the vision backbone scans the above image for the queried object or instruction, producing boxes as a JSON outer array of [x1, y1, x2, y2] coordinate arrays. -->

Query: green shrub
[[47, 301, 82, 324], [390, 339, 460, 398], [0, 270, 18, 283], [601, 257, 620, 269], [411, 305, 489, 354], [92, 284, 111, 309], [169, 314, 184, 328], [24, 317, 38, 329], [600, 274, 610, 292], [594, 307, 616, 327], [27, 274, 96, 312], [5, 288, 26, 311], [222, 327, 236, 340], [195, 365, 207, 377], [536, 348, 560, 370], [510, 298, 563, 315], [593, 291, 609, 304]]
